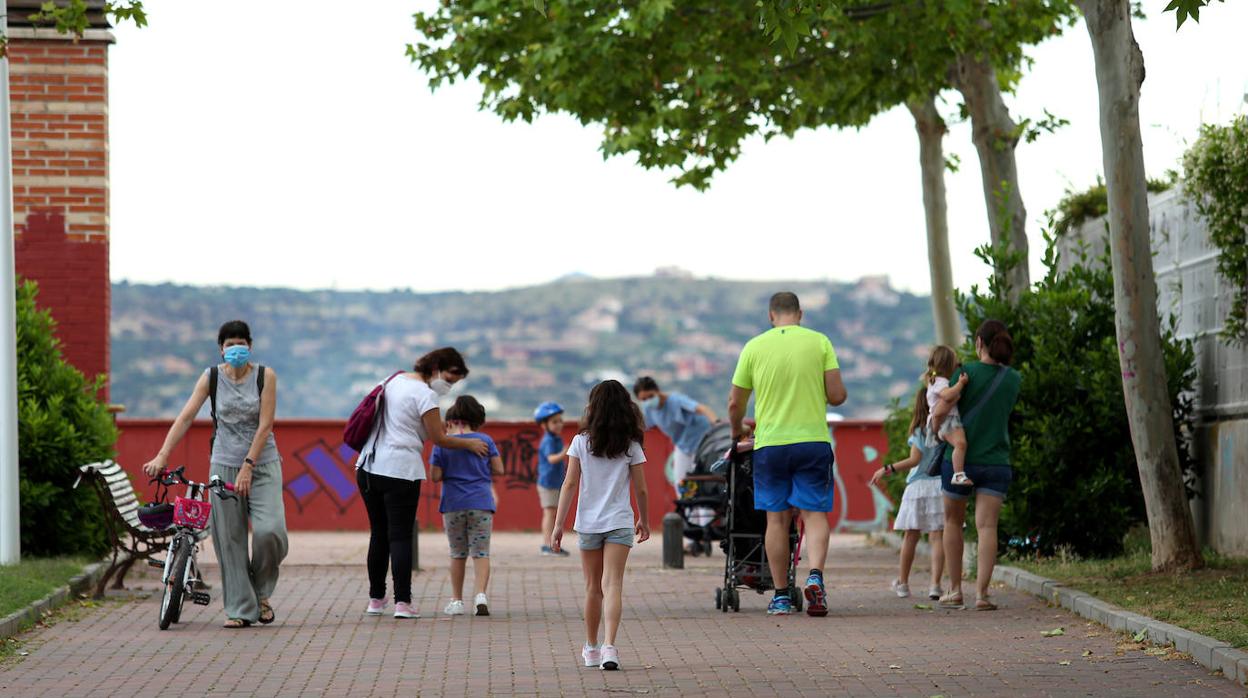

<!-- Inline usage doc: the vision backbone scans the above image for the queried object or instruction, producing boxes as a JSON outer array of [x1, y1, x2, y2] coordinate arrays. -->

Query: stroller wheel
[[729, 589, 740, 613], [715, 587, 722, 610]]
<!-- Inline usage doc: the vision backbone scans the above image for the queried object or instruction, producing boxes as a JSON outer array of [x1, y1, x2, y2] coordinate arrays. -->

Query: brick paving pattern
[[1, 533, 1241, 697]]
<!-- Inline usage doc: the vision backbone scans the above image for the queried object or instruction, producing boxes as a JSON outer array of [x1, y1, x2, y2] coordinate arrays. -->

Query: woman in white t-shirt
[[551, 380, 651, 671], [355, 347, 489, 620]]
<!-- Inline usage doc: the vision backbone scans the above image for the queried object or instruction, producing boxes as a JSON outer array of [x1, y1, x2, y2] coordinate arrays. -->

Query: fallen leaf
[[17, 651, 29, 656], [1059, 660, 1071, 666], [914, 603, 932, 610], [889, 664, 902, 669], [1085, 632, 1101, 638], [1145, 648, 1168, 657], [1082, 650, 1093, 657], [1132, 629, 1148, 642], [1041, 627, 1065, 637]]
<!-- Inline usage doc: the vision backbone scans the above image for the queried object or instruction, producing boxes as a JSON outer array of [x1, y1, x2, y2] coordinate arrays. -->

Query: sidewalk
[[1, 532, 1240, 696]]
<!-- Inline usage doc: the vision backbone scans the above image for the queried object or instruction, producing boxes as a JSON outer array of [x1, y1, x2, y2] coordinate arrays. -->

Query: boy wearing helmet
[[534, 401, 570, 556]]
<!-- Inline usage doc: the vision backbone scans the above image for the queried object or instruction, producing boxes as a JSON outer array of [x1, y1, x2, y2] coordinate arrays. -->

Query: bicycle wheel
[[159, 536, 189, 630]]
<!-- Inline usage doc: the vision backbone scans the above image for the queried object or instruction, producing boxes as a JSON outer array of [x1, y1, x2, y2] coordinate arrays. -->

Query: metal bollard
[[662, 512, 685, 569]]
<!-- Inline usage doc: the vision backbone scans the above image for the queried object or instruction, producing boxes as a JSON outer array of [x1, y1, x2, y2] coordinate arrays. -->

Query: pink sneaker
[[365, 598, 387, 616], [394, 602, 420, 619], [581, 643, 601, 668]]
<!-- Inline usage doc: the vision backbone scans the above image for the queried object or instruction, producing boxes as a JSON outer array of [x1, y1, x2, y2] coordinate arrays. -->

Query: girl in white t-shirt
[[551, 380, 651, 672]]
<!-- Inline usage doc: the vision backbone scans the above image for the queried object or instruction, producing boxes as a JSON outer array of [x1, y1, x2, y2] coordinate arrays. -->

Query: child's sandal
[[950, 472, 974, 486]]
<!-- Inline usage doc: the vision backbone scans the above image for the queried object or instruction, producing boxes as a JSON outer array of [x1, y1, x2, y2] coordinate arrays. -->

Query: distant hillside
[[110, 275, 937, 421]]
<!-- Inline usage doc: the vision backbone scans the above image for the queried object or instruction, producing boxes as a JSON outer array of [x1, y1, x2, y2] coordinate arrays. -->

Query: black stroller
[[672, 423, 734, 556], [712, 440, 803, 613]]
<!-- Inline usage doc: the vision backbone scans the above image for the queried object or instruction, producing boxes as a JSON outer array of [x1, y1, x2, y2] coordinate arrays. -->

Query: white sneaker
[[474, 592, 490, 616], [600, 644, 620, 671], [890, 579, 910, 598], [443, 599, 465, 616], [581, 643, 601, 667], [928, 585, 943, 600]]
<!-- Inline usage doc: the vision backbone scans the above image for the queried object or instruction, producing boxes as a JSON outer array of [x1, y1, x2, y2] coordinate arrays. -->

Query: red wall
[[114, 419, 890, 532]]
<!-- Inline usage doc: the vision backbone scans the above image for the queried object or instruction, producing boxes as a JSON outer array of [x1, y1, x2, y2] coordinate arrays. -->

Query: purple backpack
[[343, 371, 404, 453]]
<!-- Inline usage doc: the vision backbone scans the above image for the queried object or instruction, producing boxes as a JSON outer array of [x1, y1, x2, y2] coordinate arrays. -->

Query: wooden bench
[[77, 460, 175, 598]]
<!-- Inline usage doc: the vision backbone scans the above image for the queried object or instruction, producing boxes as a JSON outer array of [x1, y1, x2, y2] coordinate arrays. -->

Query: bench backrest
[[79, 460, 157, 536]]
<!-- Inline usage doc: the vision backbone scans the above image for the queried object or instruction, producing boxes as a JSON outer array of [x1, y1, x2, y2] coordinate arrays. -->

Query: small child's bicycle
[[138, 466, 235, 630]]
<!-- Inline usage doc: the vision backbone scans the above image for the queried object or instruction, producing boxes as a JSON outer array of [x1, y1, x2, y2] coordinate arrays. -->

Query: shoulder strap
[[208, 365, 219, 429], [256, 364, 266, 396], [960, 366, 1009, 428]]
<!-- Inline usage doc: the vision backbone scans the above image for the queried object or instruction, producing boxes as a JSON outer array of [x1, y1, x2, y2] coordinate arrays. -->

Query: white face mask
[[430, 378, 453, 396]]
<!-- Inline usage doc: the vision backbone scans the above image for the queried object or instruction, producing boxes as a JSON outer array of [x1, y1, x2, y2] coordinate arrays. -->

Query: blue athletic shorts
[[752, 442, 835, 513], [941, 460, 1012, 501]]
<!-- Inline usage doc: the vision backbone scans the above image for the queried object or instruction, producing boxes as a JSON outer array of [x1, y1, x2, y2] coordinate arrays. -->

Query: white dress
[[893, 429, 945, 532]]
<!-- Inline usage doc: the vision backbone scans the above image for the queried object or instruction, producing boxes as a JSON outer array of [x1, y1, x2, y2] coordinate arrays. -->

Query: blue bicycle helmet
[[534, 401, 564, 423]]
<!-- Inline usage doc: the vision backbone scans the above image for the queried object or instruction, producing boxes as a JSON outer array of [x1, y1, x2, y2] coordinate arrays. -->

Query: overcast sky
[[107, 1, 1248, 296]]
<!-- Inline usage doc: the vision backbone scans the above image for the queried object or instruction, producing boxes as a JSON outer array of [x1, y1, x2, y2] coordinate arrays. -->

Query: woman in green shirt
[[938, 320, 1022, 611]]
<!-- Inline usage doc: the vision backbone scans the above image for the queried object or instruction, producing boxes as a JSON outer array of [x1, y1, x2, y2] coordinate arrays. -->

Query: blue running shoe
[[804, 574, 828, 617], [766, 595, 793, 615]]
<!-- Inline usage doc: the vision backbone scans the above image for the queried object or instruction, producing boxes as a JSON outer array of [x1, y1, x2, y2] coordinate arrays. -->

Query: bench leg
[[111, 555, 139, 590], [94, 560, 121, 599]]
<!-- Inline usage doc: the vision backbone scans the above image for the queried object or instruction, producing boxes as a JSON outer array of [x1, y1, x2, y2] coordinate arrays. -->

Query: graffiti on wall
[[284, 440, 360, 514]]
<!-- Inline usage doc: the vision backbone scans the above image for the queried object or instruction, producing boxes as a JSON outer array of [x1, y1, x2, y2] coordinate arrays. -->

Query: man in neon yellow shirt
[[728, 292, 847, 617]]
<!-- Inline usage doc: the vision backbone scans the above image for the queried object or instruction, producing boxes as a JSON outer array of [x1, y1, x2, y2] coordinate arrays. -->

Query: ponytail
[[976, 320, 1014, 366]]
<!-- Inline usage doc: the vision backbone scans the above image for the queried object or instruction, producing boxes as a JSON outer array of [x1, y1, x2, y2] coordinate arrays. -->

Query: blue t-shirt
[[643, 392, 712, 456], [905, 428, 940, 484], [431, 433, 499, 513], [537, 431, 565, 490]]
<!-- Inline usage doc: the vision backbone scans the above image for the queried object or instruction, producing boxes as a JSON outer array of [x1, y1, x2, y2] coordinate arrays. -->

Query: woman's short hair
[[217, 320, 252, 346], [414, 347, 469, 378], [445, 395, 487, 430], [633, 376, 660, 396]]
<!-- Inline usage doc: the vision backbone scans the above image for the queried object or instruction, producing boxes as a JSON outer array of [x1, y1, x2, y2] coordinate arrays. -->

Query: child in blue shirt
[[534, 401, 569, 556], [431, 395, 503, 616]]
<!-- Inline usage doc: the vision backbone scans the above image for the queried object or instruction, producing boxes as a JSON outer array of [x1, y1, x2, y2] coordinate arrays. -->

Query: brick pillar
[[8, 6, 112, 394]]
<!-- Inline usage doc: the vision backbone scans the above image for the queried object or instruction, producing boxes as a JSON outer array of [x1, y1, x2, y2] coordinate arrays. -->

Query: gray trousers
[[209, 460, 289, 622]]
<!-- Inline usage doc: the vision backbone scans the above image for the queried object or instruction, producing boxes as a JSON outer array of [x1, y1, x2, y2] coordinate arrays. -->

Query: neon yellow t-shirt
[[731, 325, 839, 448]]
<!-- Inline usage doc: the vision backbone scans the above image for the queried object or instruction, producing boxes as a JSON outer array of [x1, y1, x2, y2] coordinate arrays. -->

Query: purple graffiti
[[284, 439, 360, 513]]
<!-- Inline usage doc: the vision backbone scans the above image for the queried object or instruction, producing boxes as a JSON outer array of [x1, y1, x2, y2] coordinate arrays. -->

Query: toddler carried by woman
[[926, 345, 972, 486]]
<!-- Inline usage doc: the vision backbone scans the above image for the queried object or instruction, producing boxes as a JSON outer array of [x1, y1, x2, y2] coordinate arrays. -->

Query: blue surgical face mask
[[641, 396, 659, 411], [223, 345, 251, 368]]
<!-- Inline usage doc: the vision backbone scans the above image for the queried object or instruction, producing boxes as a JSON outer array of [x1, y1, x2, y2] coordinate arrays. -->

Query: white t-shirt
[[926, 376, 961, 431], [567, 433, 646, 534], [355, 375, 439, 481]]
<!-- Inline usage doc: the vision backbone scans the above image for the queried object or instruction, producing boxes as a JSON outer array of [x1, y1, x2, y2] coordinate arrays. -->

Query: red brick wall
[[9, 37, 111, 390]]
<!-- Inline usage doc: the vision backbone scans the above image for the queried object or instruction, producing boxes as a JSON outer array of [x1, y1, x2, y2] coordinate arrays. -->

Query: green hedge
[[16, 279, 117, 557]]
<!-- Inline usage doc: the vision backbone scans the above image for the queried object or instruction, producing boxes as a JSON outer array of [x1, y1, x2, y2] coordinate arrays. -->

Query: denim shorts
[[578, 528, 634, 550], [941, 460, 1012, 501]]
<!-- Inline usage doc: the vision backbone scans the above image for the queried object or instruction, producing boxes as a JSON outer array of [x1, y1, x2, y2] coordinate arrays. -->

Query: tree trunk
[[908, 96, 961, 347], [1078, 0, 1202, 572], [951, 53, 1031, 300]]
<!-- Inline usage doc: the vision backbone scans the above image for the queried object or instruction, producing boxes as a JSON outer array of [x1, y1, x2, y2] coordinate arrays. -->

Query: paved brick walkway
[[1, 533, 1241, 697]]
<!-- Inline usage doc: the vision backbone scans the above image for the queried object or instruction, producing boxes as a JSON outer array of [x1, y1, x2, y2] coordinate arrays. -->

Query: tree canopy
[[411, 1, 1072, 191]]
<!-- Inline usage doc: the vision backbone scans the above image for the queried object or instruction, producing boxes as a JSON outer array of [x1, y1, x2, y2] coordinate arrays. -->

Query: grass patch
[[1013, 549, 1248, 649], [0, 556, 91, 619]]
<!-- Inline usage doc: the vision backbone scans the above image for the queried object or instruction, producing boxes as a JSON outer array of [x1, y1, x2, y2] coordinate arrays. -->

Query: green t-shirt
[[731, 325, 840, 448], [945, 361, 1022, 466]]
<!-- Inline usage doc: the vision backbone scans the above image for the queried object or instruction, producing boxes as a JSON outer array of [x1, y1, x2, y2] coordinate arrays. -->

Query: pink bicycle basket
[[173, 497, 212, 530]]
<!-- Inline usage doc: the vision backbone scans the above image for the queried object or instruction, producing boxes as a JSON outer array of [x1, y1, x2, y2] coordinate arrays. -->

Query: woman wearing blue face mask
[[142, 320, 288, 629], [631, 376, 718, 501], [354, 346, 490, 620]]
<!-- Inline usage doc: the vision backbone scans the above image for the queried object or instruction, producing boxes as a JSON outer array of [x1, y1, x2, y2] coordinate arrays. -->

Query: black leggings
[[357, 469, 421, 604]]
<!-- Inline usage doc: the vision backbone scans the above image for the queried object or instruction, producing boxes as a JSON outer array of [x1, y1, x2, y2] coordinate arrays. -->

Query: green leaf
[[1041, 627, 1065, 637], [1132, 628, 1148, 642]]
